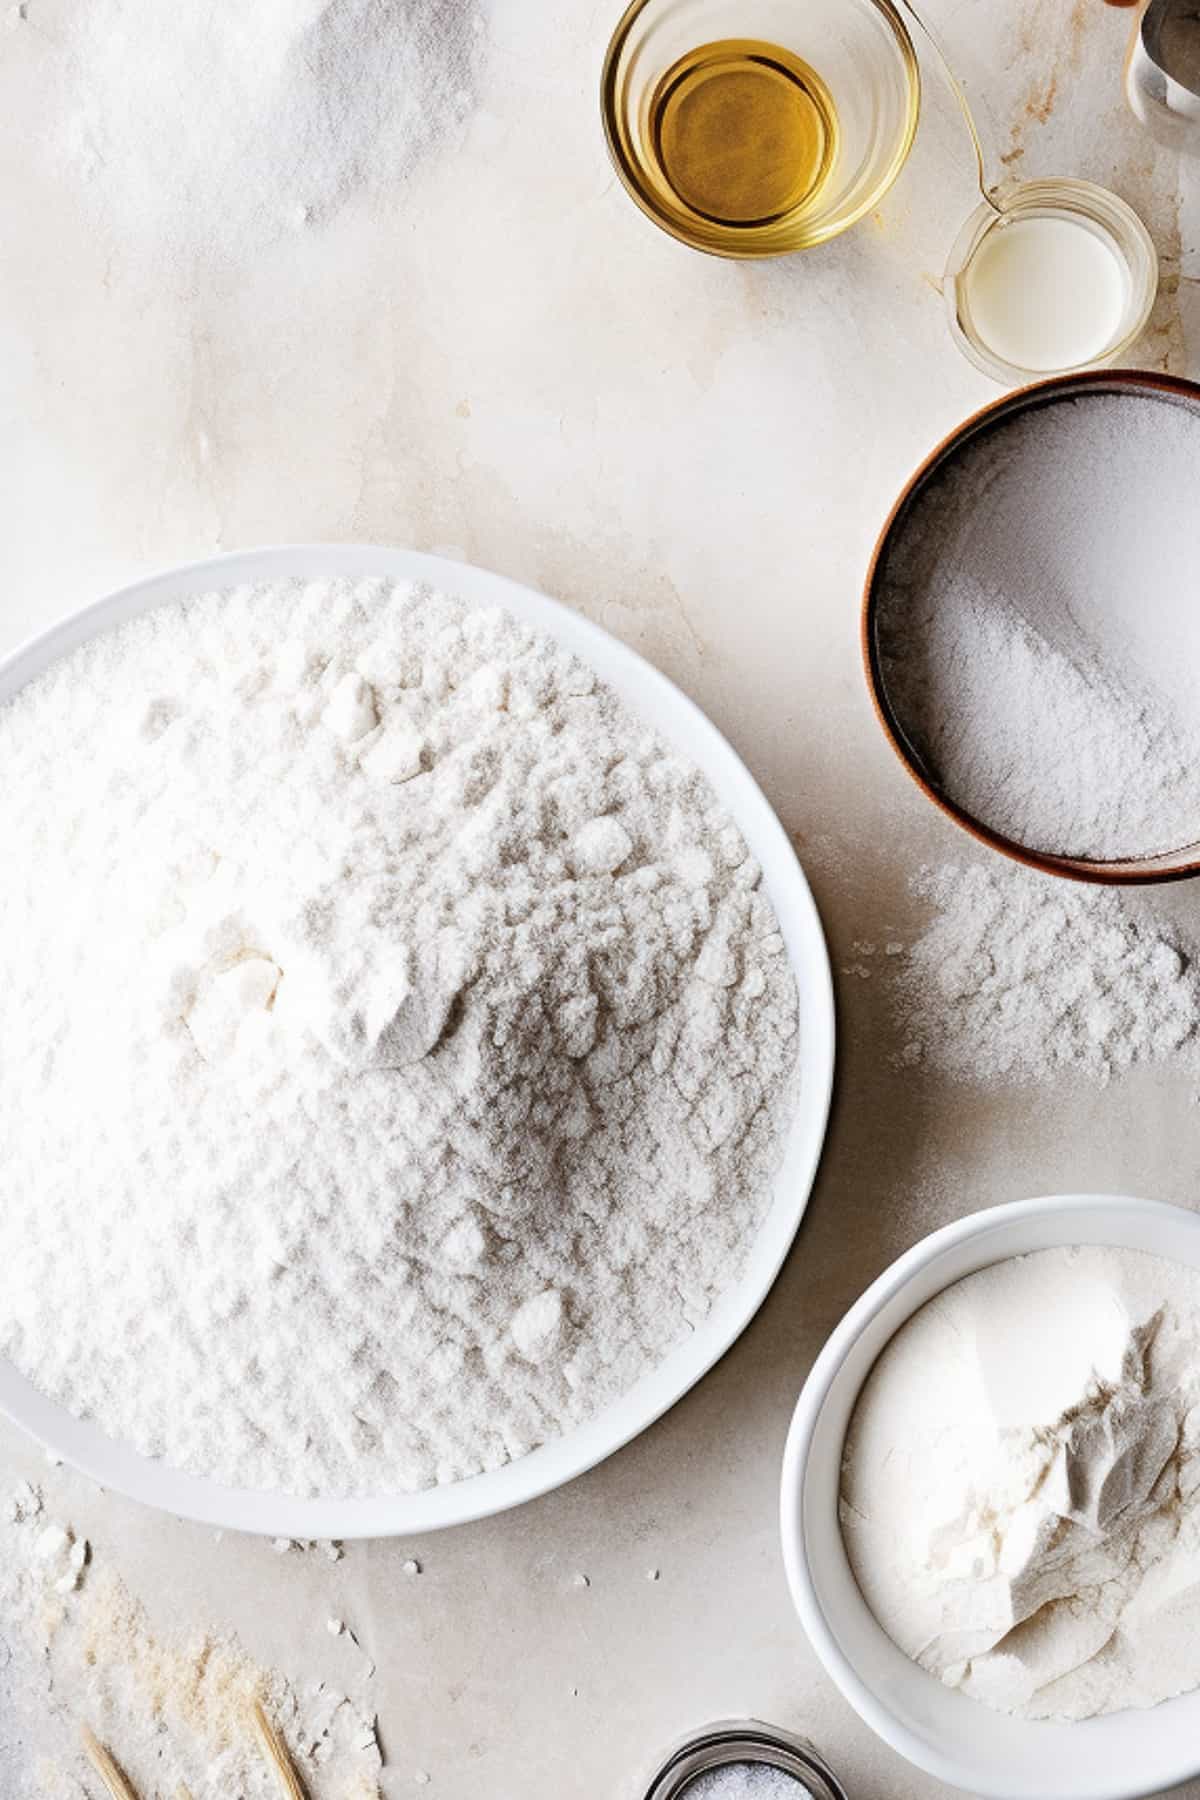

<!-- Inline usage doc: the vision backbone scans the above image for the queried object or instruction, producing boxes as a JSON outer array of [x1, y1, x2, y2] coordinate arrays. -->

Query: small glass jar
[[943, 177, 1158, 385], [640, 1717, 848, 1799]]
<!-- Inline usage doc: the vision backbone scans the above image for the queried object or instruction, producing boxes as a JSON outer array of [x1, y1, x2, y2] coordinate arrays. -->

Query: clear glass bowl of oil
[[602, 0, 920, 257]]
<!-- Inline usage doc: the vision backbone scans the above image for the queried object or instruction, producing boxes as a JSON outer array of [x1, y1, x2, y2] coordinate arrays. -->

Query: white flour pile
[[893, 862, 1200, 1085], [842, 1246, 1200, 1721], [0, 577, 799, 1495], [875, 392, 1200, 862], [49, 0, 484, 269], [686, 1766, 811, 1798]]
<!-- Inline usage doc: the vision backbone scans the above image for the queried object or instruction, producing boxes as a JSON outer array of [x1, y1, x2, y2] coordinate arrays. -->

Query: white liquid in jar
[[962, 214, 1129, 373]]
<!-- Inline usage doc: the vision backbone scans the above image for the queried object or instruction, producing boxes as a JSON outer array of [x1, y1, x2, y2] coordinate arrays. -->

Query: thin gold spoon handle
[[895, 0, 1004, 214]]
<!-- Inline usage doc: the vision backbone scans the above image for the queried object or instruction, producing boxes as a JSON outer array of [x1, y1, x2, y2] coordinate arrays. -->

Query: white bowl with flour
[[780, 1194, 1200, 1800], [0, 543, 834, 1538]]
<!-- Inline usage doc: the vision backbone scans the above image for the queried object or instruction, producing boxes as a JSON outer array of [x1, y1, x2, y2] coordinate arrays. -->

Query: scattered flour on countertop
[[684, 1766, 811, 1798], [892, 863, 1200, 1085], [0, 1485, 381, 1798], [0, 577, 799, 1496], [842, 1246, 1200, 1722], [49, 0, 484, 268], [875, 393, 1200, 862], [272, 1536, 344, 1560]]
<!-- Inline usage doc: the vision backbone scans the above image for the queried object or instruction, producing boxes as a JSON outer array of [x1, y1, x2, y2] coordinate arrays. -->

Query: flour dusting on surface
[[50, 0, 485, 268], [0, 1485, 381, 1797], [891, 862, 1200, 1086]]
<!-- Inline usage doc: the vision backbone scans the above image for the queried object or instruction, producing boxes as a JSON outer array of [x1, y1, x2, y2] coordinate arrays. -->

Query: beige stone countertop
[[1, 1, 1199, 1794]]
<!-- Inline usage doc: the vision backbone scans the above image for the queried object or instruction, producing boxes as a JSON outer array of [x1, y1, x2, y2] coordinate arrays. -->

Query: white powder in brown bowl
[[875, 391, 1200, 863]]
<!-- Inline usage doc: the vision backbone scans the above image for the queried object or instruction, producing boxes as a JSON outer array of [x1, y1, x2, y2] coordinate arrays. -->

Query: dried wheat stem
[[251, 1699, 309, 1800], [81, 1727, 140, 1800]]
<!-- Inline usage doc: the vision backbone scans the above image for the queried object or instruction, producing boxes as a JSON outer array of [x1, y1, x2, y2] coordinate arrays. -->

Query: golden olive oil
[[647, 39, 839, 229]]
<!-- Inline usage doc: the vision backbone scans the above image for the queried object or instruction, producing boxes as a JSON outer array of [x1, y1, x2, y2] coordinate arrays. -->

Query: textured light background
[[0, 1, 1198, 1794]]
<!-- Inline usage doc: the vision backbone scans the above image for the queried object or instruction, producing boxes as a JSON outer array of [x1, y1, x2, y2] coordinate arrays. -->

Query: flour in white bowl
[[0, 577, 799, 1496], [842, 1245, 1200, 1721]]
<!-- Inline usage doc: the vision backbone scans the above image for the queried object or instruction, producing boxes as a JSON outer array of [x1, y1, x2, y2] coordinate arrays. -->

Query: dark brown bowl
[[862, 368, 1200, 886]]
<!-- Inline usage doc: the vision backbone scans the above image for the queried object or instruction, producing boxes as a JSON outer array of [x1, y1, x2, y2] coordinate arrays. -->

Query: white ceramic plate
[[781, 1194, 1200, 1800], [0, 545, 835, 1538]]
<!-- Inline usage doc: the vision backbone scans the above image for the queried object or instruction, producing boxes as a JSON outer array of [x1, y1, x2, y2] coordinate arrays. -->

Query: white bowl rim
[[779, 1192, 1200, 1800], [0, 542, 836, 1537]]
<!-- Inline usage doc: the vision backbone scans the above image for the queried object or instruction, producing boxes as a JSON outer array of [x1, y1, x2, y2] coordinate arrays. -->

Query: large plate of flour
[[0, 545, 833, 1537]]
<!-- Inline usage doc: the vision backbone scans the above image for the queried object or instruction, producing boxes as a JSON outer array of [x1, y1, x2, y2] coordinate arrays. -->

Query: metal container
[[641, 1717, 848, 1798], [1125, 0, 1200, 152]]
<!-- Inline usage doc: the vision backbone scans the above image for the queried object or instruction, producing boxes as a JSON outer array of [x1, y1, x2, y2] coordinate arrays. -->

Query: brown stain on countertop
[[1025, 72, 1060, 126], [1141, 199, 1186, 374], [1015, 0, 1089, 61], [1069, 0, 1092, 63], [1000, 72, 1057, 170], [1003, 0, 1098, 166]]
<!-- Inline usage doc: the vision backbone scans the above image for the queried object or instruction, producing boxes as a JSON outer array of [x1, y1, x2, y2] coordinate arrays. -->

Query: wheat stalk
[[81, 1701, 312, 1800], [81, 1727, 140, 1800], [251, 1699, 309, 1800]]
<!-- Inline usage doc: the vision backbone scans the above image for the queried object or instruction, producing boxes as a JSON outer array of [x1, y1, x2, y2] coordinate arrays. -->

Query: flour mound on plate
[[0, 577, 799, 1496]]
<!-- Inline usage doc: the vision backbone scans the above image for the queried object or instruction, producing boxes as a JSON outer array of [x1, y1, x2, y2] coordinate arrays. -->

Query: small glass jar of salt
[[640, 1718, 847, 1800]]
